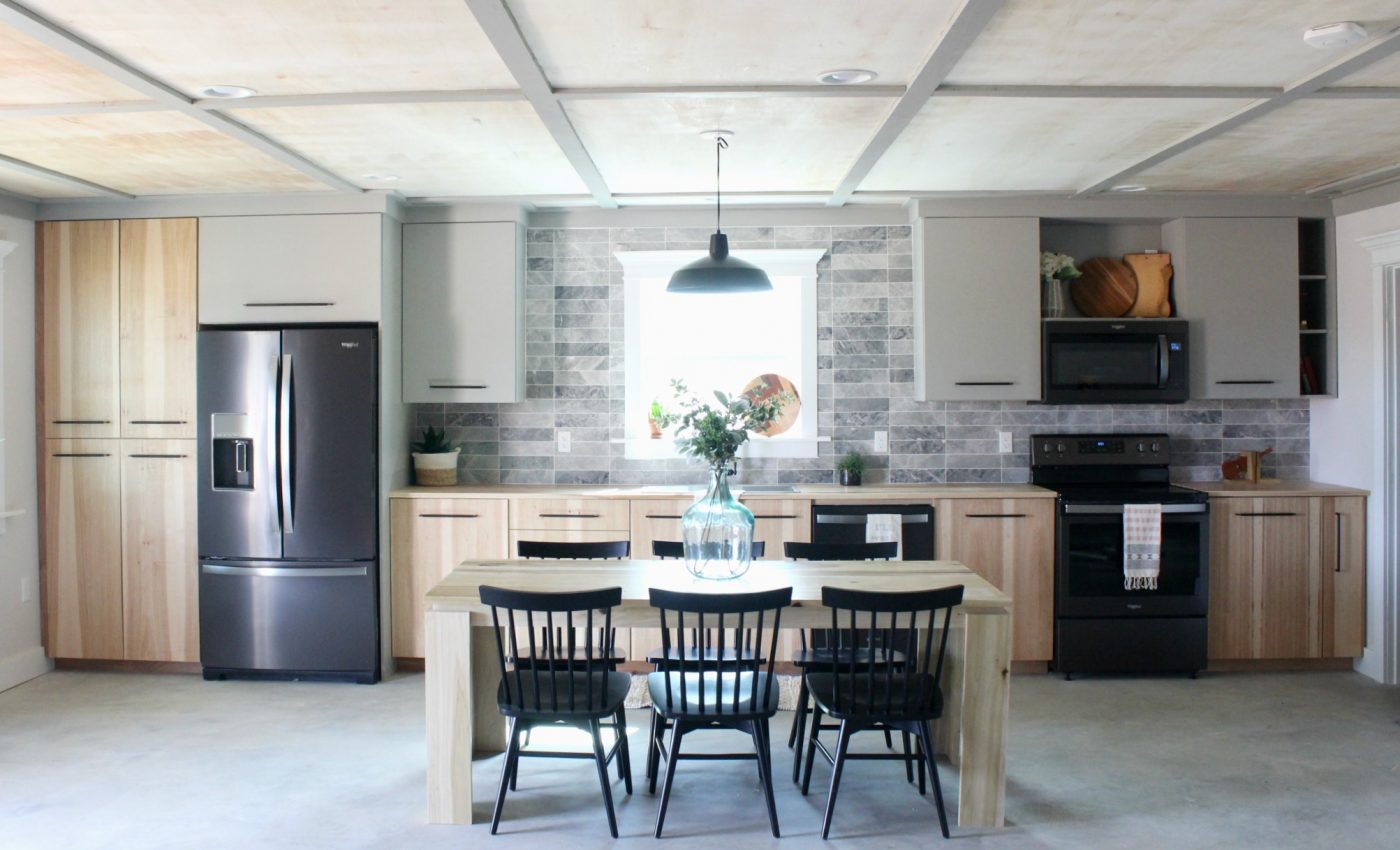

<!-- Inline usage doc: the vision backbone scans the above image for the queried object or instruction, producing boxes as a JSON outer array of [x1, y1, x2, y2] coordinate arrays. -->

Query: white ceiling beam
[[932, 84, 1280, 99], [555, 84, 908, 100], [0, 0, 360, 193], [193, 89, 526, 110], [1310, 86, 1400, 99], [1076, 27, 1400, 197], [0, 151, 132, 198], [462, 0, 616, 209], [825, 0, 1007, 208], [1306, 162, 1400, 195]]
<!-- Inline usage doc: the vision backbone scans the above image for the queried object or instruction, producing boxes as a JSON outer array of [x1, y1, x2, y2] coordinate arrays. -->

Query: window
[[618, 249, 824, 459]]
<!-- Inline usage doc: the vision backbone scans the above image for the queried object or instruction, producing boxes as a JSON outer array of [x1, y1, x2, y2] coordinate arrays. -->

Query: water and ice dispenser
[[211, 413, 254, 490]]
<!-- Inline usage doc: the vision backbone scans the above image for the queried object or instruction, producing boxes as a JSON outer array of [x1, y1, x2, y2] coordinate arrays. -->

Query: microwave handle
[[1157, 334, 1170, 389]]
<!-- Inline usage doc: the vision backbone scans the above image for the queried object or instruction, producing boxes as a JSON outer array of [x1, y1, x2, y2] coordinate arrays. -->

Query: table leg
[[957, 610, 1011, 829], [426, 610, 475, 824], [936, 617, 964, 767]]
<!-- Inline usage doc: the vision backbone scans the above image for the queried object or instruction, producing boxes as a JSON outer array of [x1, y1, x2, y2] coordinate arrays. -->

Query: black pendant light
[[667, 132, 772, 293]]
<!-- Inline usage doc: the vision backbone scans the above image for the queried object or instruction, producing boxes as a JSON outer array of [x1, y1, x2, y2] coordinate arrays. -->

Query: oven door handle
[[1062, 503, 1207, 515], [1157, 334, 1170, 389]]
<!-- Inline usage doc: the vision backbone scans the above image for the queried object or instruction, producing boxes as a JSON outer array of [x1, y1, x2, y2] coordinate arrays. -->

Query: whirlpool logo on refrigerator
[[340, 341, 360, 349]]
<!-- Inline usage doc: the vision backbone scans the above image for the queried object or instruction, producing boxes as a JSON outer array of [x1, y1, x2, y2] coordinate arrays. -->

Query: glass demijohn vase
[[682, 464, 755, 580]]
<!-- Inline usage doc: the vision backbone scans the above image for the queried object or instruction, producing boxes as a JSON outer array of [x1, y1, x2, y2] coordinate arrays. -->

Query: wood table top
[[427, 559, 1012, 617]]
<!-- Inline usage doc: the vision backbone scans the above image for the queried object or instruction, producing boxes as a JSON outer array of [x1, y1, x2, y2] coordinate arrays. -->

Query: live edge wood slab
[[424, 558, 1013, 830]]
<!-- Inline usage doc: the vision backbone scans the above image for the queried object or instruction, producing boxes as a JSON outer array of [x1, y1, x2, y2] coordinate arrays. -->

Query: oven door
[[1057, 503, 1208, 617]]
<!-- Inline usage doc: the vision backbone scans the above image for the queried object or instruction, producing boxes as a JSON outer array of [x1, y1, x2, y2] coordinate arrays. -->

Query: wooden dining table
[[424, 558, 1012, 829]]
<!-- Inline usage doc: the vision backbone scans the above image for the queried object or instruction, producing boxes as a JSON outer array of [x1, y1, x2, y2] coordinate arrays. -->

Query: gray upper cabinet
[[1165, 218, 1300, 399], [199, 214, 383, 324], [402, 221, 524, 404], [914, 217, 1040, 401]]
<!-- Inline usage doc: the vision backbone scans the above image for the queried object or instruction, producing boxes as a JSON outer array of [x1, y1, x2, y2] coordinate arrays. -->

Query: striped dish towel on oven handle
[[1123, 503, 1162, 591]]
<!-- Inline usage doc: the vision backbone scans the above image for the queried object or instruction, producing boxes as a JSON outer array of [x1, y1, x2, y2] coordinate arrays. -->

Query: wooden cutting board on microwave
[[1123, 252, 1173, 317]]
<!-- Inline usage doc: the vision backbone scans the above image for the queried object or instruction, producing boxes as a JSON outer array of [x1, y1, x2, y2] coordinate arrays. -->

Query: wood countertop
[[391, 482, 1057, 500], [1180, 480, 1369, 498]]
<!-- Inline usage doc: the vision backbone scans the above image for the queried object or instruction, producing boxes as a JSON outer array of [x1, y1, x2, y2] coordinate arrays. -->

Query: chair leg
[[654, 719, 685, 838], [790, 678, 809, 783], [902, 730, 914, 783], [820, 720, 854, 840], [918, 721, 950, 839], [801, 702, 823, 796], [509, 720, 525, 792], [589, 719, 619, 839], [490, 718, 521, 835], [648, 712, 666, 794], [883, 727, 894, 748], [915, 731, 927, 796], [615, 707, 633, 795], [747, 721, 781, 838]]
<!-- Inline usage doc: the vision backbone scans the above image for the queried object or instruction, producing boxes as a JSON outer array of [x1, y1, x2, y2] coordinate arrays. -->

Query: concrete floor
[[1, 670, 1398, 850]]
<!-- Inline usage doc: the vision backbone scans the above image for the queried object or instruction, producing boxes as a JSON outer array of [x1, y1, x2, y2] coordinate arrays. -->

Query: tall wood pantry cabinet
[[39, 218, 199, 662]]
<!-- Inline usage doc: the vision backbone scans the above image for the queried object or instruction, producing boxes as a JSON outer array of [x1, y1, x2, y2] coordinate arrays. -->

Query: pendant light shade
[[668, 133, 772, 293]]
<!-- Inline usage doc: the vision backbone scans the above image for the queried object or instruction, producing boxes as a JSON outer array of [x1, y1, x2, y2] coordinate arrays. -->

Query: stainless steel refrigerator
[[197, 327, 379, 683]]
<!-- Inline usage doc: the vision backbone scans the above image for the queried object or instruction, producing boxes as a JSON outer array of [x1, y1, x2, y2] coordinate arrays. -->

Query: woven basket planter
[[413, 450, 460, 486]]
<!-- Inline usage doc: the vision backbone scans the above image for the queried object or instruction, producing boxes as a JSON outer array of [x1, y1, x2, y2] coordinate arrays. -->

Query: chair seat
[[648, 671, 780, 718], [497, 670, 631, 719], [805, 671, 943, 721], [509, 649, 626, 669], [790, 646, 906, 669], [644, 645, 765, 667]]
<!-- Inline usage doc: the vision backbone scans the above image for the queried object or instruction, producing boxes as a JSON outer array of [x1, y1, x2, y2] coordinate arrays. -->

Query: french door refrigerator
[[197, 327, 379, 683]]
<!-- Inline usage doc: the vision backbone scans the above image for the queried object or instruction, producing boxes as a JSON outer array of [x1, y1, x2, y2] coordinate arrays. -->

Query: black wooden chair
[[480, 584, 633, 838], [783, 540, 910, 784], [517, 539, 631, 559], [650, 539, 765, 559], [646, 585, 792, 838], [800, 584, 964, 839]]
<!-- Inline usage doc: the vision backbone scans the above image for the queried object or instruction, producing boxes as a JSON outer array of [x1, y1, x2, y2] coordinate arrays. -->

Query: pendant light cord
[[714, 136, 728, 235]]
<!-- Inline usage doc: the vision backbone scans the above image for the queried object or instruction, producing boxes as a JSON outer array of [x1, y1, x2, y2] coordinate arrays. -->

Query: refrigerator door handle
[[201, 563, 367, 578], [279, 353, 294, 534]]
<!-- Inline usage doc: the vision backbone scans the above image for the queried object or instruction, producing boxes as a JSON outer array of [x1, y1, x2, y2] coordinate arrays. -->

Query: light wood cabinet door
[[511, 497, 631, 533], [629, 499, 691, 556], [1210, 497, 1320, 659], [741, 499, 812, 559], [121, 440, 198, 662], [391, 498, 508, 658], [937, 498, 1054, 661], [1207, 498, 1255, 659], [43, 440, 123, 659], [120, 219, 197, 439], [39, 220, 120, 439], [1321, 496, 1366, 658]]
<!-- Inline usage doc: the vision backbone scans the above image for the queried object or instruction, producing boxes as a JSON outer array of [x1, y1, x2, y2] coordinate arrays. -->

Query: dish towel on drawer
[[1123, 503, 1162, 590], [866, 514, 902, 560]]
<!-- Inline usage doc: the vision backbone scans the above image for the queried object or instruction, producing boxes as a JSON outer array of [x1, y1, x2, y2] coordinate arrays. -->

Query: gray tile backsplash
[[413, 225, 1308, 486]]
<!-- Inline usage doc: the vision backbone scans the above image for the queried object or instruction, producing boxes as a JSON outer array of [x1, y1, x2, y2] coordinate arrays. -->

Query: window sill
[[615, 436, 828, 460]]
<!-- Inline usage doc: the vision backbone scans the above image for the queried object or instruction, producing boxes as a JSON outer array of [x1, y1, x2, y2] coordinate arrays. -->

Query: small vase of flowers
[[1040, 251, 1082, 318]]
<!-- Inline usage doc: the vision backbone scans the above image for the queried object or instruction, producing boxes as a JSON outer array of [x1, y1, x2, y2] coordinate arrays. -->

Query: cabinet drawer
[[629, 499, 693, 556], [741, 499, 811, 560], [512, 498, 630, 531]]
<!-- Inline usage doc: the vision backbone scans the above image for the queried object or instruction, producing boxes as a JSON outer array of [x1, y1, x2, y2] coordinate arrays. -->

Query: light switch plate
[[557, 431, 571, 453], [20, 577, 32, 604], [998, 431, 1013, 453], [874, 431, 889, 453]]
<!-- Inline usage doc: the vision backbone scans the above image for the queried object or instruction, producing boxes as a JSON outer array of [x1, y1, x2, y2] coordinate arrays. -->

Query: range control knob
[[1042, 442, 1050, 453], [1056, 442, 1066, 453], [1137, 442, 1145, 453], [1150, 441, 1161, 453]]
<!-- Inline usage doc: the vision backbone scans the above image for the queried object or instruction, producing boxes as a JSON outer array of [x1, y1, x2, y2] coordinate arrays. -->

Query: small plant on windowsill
[[648, 400, 666, 439], [836, 451, 866, 487], [411, 425, 460, 487]]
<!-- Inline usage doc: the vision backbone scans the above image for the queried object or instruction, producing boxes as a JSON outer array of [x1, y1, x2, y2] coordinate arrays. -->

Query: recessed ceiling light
[[363, 174, 400, 182], [1110, 184, 1149, 193], [198, 84, 257, 99], [1303, 21, 1368, 48], [817, 69, 878, 85]]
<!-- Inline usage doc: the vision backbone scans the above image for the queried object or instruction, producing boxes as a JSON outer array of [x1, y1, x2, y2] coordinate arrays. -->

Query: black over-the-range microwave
[[1041, 319, 1189, 404]]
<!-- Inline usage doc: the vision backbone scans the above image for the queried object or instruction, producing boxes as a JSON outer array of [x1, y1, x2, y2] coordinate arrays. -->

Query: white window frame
[[617, 248, 825, 459]]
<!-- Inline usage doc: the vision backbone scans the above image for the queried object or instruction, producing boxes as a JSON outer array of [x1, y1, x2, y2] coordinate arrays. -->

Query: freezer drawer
[[199, 560, 378, 682]]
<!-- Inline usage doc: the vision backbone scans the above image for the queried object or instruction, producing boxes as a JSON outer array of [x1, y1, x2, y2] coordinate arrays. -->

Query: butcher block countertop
[[390, 482, 1057, 500], [1181, 480, 1369, 498]]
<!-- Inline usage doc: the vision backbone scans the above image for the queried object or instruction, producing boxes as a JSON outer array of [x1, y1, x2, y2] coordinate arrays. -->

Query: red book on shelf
[[1300, 355, 1320, 394]]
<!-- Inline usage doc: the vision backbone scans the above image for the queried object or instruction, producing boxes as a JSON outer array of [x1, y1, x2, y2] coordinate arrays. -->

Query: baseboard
[[1011, 661, 1050, 675], [0, 645, 53, 693], [1206, 657, 1355, 673], [52, 658, 201, 675]]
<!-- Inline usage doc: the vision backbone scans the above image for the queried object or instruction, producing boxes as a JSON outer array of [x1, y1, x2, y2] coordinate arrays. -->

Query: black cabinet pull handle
[[130, 419, 188, 425], [1236, 511, 1298, 517], [244, 301, 334, 307], [753, 514, 799, 520], [539, 512, 601, 518], [52, 452, 110, 458], [52, 419, 110, 424], [128, 453, 188, 458], [965, 513, 1027, 518], [1215, 380, 1277, 385], [429, 383, 487, 389], [419, 513, 480, 519], [1335, 512, 1343, 573], [954, 381, 1014, 386], [645, 514, 684, 520]]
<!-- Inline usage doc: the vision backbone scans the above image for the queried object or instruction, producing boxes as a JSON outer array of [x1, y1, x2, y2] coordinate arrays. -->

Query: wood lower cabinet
[[391, 498, 509, 658], [1209, 495, 1365, 660], [743, 499, 812, 559], [937, 498, 1055, 662], [629, 499, 690, 557], [121, 441, 198, 662], [43, 440, 123, 659], [119, 219, 197, 439], [39, 220, 120, 439]]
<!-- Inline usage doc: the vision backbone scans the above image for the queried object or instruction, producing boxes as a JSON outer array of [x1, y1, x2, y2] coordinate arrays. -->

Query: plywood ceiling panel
[[1134, 99, 1400, 193], [948, 0, 1400, 88], [861, 97, 1250, 192], [0, 111, 325, 194], [510, 0, 963, 87], [1333, 49, 1400, 86], [233, 102, 588, 197], [0, 23, 144, 105], [22, 0, 518, 96], [0, 163, 98, 198], [565, 97, 895, 193]]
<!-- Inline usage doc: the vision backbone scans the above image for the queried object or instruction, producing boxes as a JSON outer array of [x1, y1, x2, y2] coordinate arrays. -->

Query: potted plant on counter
[[411, 425, 460, 486], [837, 451, 865, 487]]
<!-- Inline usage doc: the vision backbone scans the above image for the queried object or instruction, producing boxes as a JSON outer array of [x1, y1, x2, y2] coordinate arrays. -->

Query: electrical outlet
[[997, 431, 1013, 454], [874, 431, 889, 453], [20, 577, 32, 604], [557, 431, 571, 453]]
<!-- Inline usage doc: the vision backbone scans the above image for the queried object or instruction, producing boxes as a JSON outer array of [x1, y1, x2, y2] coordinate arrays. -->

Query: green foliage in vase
[[654, 379, 794, 468], [836, 451, 866, 475], [411, 424, 458, 454]]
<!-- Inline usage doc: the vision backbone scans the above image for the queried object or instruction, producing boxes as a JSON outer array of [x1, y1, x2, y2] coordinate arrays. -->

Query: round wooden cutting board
[[1123, 252, 1173, 317], [742, 373, 800, 436], [1071, 257, 1138, 317]]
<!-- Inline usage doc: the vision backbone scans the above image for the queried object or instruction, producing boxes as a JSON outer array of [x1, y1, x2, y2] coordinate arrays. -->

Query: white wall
[[1312, 198, 1400, 682], [0, 212, 50, 691]]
